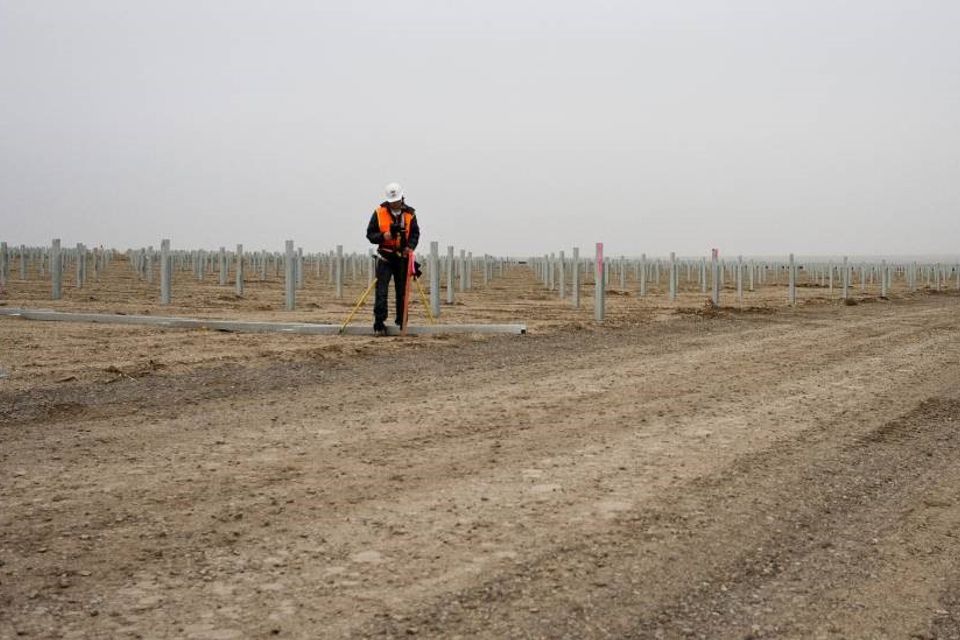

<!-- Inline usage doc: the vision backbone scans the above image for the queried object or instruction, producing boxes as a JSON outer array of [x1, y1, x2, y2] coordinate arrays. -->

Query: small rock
[[529, 483, 562, 495], [351, 550, 384, 564]]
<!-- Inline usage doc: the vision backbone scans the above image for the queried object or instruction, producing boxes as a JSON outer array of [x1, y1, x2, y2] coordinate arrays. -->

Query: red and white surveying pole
[[400, 250, 415, 336]]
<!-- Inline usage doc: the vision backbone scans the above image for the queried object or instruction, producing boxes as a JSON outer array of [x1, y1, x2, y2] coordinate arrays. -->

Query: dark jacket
[[366, 202, 420, 255]]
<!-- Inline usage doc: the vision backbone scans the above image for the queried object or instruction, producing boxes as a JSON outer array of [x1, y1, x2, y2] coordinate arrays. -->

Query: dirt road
[[2, 294, 960, 639]]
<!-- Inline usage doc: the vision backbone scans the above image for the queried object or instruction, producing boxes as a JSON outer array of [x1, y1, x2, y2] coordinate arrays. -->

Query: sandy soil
[[2, 261, 960, 639]]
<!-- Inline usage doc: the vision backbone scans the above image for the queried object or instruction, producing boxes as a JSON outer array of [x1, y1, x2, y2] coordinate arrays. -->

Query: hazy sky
[[1, 0, 958, 257]]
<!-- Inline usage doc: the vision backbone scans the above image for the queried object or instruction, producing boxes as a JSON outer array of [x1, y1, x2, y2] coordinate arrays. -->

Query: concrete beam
[[0, 307, 526, 336]]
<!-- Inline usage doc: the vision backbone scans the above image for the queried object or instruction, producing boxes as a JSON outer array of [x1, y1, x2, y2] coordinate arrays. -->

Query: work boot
[[373, 321, 387, 336]]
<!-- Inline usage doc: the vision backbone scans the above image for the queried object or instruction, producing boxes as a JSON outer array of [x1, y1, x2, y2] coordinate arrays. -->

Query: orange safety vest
[[375, 206, 414, 252]]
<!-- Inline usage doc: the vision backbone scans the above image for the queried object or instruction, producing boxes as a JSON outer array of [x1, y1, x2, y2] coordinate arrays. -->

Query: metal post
[[572, 247, 580, 308], [285, 240, 295, 310], [737, 255, 743, 306], [51, 239, 62, 300], [160, 239, 171, 304], [669, 251, 677, 301], [711, 249, 720, 305], [788, 253, 796, 306], [297, 247, 304, 289], [335, 245, 343, 299], [0, 242, 8, 288], [558, 250, 565, 300], [594, 242, 605, 323], [639, 253, 647, 297], [466, 252, 473, 290], [446, 245, 455, 304], [74, 243, 83, 289], [842, 256, 849, 300], [235, 244, 244, 296], [430, 241, 440, 318], [218, 247, 227, 286]]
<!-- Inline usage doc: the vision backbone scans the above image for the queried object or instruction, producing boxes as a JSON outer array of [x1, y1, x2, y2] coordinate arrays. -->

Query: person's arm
[[407, 214, 420, 251], [366, 211, 385, 245]]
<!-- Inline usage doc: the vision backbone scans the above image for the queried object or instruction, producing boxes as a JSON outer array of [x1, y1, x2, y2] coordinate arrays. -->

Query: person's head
[[385, 182, 404, 211]]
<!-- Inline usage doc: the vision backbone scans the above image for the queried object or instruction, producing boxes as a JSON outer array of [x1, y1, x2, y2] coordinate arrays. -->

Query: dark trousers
[[374, 254, 407, 326]]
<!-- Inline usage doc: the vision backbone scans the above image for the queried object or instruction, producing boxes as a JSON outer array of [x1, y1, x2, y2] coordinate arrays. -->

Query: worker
[[366, 182, 420, 335]]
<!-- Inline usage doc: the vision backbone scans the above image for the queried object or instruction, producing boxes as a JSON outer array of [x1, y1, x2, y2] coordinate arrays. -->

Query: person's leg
[[373, 258, 391, 329], [393, 257, 407, 326]]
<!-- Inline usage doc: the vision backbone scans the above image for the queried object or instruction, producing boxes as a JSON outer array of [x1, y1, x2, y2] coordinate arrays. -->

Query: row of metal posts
[[3, 240, 959, 316], [556, 254, 960, 302], [137, 240, 501, 314], [284, 241, 505, 315], [583, 256, 952, 298], [530, 250, 960, 322], [6, 240, 114, 299], [5, 240, 959, 301], [534, 249, 735, 312]]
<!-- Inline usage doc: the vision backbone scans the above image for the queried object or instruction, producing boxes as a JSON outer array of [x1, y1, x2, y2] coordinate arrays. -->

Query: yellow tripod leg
[[339, 278, 377, 334], [416, 278, 437, 325]]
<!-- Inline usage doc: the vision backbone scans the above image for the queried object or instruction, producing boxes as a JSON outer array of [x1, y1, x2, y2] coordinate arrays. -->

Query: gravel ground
[[2, 269, 959, 639]]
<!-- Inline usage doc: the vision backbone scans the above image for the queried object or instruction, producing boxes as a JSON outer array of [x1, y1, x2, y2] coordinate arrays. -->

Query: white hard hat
[[384, 182, 404, 203]]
